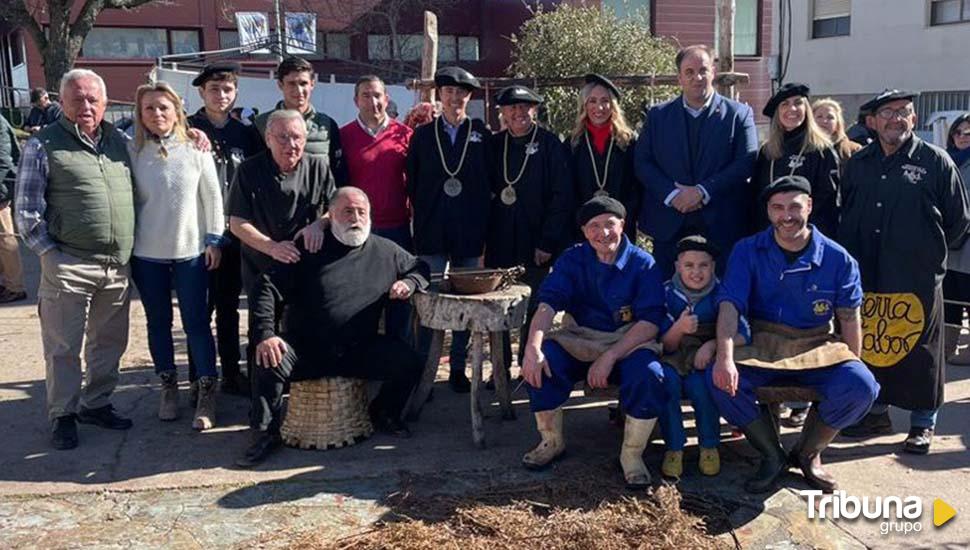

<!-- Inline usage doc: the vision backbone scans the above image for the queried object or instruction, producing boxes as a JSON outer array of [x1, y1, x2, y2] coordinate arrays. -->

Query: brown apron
[[546, 314, 663, 363], [734, 320, 859, 370], [662, 323, 716, 376]]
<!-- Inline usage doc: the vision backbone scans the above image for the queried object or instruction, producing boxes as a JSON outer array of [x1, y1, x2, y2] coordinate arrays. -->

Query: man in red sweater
[[340, 75, 415, 343]]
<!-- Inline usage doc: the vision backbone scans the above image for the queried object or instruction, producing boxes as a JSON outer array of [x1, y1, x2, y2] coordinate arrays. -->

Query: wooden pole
[[273, 0, 285, 63], [716, 0, 736, 99], [420, 11, 438, 104]]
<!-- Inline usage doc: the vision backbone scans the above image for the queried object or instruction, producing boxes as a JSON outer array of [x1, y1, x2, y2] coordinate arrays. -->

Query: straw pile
[[284, 476, 736, 550]]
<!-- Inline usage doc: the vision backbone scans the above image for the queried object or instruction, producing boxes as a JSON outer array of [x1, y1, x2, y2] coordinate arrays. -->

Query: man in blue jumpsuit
[[709, 175, 879, 493], [520, 196, 668, 490]]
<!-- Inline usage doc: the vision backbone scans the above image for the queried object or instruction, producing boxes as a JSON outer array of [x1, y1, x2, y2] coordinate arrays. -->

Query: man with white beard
[[237, 187, 430, 467]]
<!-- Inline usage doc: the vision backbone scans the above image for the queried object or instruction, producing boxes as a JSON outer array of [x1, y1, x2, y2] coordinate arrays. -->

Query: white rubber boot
[[522, 408, 565, 470]]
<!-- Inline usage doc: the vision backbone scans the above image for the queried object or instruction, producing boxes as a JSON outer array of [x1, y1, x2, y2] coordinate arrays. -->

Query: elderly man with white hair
[[15, 69, 138, 450], [236, 186, 430, 467]]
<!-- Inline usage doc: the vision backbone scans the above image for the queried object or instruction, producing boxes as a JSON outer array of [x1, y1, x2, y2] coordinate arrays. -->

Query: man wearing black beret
[[406, 66, 491, 392], [519, 196, 669, 489], [839, 89, 970, 455], [709, 175, 879, 493], [485, 85, 573, 377], [186, 62, 265, 396]]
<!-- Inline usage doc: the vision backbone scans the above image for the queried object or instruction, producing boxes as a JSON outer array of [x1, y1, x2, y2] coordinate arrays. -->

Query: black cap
[[192, 62, 242, 87], [676, 235, 719, 259], [761, 175, 812, 203], [584, 73, 621, 99], [577, 196, 626, 226], [494, 85, 543, 106], [762, 82, 810, 118], [434, 66, 482, 91], [860, 89, 918, 115]]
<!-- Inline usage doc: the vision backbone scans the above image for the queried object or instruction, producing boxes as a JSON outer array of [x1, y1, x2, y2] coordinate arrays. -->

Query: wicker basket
[[281, 377, 374, 450]]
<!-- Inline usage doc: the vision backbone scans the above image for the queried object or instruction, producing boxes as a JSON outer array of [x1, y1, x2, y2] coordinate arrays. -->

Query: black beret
[[577, 196, 626, 226], [192, 62, 242, 87], [434, 66, 481, 91], [860, 89, 918, 115], [494, 85, 543, 106], [761, 175, 812, 203], [762, 82, 810, 118], [676, 235, 719, 259], [584, 73, 621, 99]]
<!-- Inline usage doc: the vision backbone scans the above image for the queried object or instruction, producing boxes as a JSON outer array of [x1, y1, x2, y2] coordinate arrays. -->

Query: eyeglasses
[[269, 132, 306, 145], [875, 107, 914, 120]]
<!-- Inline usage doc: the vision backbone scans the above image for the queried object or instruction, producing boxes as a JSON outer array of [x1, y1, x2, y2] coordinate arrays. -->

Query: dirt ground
[[1, 248, 969, 549]]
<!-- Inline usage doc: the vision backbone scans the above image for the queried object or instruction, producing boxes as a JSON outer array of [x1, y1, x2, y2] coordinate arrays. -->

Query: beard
[[332, 219, 371, 247]]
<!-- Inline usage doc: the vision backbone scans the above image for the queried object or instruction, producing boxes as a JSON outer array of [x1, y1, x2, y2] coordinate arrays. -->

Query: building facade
[[779, 0, 970, 122]]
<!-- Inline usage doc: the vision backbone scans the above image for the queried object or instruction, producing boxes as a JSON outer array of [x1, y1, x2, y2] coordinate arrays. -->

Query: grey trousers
[[38, 248, 131, 420]]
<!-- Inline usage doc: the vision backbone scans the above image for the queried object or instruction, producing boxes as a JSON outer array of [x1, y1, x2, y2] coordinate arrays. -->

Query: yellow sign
[[933, 499, 956, 527], [860, 292, 924, 367]]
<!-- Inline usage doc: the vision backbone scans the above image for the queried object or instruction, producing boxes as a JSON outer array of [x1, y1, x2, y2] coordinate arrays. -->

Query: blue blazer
[[634, 93, 758, 246]]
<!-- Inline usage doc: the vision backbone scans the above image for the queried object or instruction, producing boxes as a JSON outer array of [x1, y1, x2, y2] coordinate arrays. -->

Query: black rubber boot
[[790, 409, 840, 492], [741, 414, 788, 493]]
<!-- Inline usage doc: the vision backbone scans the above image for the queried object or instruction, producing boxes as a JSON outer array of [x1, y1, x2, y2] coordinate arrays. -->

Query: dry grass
[[282, 474, 737, 550]]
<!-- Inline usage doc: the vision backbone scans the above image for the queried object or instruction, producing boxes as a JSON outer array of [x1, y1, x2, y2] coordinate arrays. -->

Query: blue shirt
[[717, 226, 862, 329], [537, 236, 665, 332], [661, 278, 752, 344]]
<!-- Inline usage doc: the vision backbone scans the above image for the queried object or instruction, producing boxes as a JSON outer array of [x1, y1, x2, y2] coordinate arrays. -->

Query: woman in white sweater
[[129, 82, 224, 430]]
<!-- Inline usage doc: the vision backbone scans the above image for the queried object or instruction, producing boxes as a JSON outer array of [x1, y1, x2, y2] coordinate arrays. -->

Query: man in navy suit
[[635, 44, 758, 277]]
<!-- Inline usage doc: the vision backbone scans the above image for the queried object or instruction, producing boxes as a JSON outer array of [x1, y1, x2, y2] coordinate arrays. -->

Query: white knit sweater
[[129, 138, 224, 260]]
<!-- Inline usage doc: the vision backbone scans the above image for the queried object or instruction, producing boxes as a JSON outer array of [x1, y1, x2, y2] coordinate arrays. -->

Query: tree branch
[[1, 1, 49, 52]]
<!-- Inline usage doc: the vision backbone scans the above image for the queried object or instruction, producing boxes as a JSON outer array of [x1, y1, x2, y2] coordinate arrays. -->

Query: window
[[367, 34, 424, 61], [714, 0, 758, 56], [930, 0, 970, 25], [602, 0, 651, 24], [219, 30, 239, 50], [458, 36, 479, 61], [812, 0, 851, 38], [438, 35, 457, 62], [326, 33, 351, 59], [397, 34, 423, 61], [368, 35, 391, 60], [82, 27, 201, 59]]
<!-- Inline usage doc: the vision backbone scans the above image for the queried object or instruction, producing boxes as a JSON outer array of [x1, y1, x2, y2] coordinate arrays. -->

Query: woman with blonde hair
[[812, 98, 862, 167], [129, 82, 225, 430], [752, 83, 840, 237], [568, 74, 639, 239]]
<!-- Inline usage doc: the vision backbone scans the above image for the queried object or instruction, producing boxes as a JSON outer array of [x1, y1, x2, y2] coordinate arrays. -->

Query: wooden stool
[[281, 377, 374, 450], [407, 284, 531, 448]]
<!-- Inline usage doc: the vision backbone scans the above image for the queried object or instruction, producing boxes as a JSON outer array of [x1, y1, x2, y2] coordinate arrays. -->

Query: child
[[658, 235, 751, 478]]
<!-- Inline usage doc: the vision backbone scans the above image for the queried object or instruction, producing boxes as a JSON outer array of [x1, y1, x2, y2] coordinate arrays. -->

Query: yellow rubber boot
[[620, 416, 656, 489], [699, 447, 721, 476], [522, 408, 565, 470], [662, 450, 684, 479]]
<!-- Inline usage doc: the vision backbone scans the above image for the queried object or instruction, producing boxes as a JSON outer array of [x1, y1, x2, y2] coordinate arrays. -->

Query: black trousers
[[188, 238, 243, 380], [943, 269, 970, 325], [250, 334, 423, 434]]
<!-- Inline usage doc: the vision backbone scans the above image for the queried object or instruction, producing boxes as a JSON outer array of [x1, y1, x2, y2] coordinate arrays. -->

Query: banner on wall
[[235, 12, 271, 54], [285, 12, 317, 55]]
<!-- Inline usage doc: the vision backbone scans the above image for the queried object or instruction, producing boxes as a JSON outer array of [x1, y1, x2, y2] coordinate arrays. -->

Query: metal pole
[[274, 0, 285, 62]]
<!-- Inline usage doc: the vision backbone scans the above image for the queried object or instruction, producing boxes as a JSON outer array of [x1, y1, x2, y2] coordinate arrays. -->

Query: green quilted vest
[[37, 117, 134, 264]]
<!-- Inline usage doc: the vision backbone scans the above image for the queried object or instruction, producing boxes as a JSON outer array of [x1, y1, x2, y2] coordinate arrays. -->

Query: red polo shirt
[[339, 118, 413, 229]]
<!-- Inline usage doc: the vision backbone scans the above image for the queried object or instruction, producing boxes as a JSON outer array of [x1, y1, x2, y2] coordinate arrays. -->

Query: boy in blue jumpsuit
[[520, 197, 668, 489], [709, 175, 879, 493], [658, 235, 750, 478]]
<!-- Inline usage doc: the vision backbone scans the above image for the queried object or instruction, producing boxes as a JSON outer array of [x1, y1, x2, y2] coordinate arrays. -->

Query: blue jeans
[[527, 341, 667, 419], [659, 365, 721, 450], [417, 254, 479, 375], [131, 255, 217, 378], [374, 225, 415, 346], [707, 361, 879, 430], [869, 403, 939, 429]]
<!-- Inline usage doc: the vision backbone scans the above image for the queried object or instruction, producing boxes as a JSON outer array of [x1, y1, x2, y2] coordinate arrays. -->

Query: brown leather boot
[[158, 371, 179, 421], [793, 409, 840, 492], [522, 409, 565, 470]]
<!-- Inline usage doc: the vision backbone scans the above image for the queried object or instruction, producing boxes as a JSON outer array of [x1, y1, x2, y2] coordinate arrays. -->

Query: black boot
[[790, 409, 840, 492], [741, 414, 788, 493]]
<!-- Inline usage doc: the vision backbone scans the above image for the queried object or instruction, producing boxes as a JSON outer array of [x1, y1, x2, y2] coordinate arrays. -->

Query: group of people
[[9, 41, 970, 495]]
